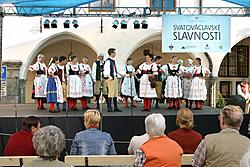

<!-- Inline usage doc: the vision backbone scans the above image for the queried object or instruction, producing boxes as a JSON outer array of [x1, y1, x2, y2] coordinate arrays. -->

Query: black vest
[[106, 58, 117, 79], [193, 66, 203, 77], [36, 63, 45, 75], [95, 61, 104, 81], [69, 65, 80, 75], [156, 64, 162, 81], [167, 64, 180, 76]]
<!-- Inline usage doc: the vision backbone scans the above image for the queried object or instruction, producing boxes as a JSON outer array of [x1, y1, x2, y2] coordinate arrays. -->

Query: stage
[[0, 103, 249, 155]]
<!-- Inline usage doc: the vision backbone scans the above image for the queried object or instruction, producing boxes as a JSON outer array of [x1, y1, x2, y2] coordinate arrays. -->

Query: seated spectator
[[192, 105, 250, 167], [23, 125, 70, 167], [128, 133, 149, 155], [135, 113, 183, 167], [241, 148, 250, 167], [70, 109, 116, 155], [168, 108, 202, 153], [4, 116, 40, 156]]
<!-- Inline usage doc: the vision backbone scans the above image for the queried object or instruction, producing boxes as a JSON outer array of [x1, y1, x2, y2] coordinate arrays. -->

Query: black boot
[[107, 98, 113, 112], [96, 95, 100, 109], [113, 97, 122, 112], [155, 99, 159, 109], [185, 99, 189, 108]]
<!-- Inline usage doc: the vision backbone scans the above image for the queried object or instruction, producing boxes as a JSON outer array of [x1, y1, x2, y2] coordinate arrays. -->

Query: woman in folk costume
[[66, 54, 82, 111], [161, 56, 183, 109], [29, 54, 47, 110], [189, 58, 210, 110], [135, 53, 158, 111], [182, 59, 194, 108], [56, 56, 67, 111], [120, 58, 138, 108], [80, 56, 94, 110], [45, 56, 63, 113]]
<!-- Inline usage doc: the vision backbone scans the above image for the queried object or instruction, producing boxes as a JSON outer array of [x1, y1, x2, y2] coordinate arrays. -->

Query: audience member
[[128, 133, 149, 155], [135, 113, 183, 167], [168, 108, 202, 153], [192, 105, 250, 167], [4, 116, 40, 156], [70, 110, 116, 155], [23, 125, 70, 167], [241, 148, 250, 167]]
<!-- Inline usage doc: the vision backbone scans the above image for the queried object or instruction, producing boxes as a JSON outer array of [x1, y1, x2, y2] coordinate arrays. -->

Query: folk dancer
[[92, 53, 109, 109], [189, 58, 210, 110], [66, 54, 82, 111], [103, 48, 122, 112], [161, 56, 183, 109], [237, 79, 250, 113], [120, 58, 138, 108], [57, 56, 67, 111], [45, 56, 63, 113], [29, 54, 47, 110], [80, 56, 94, 110], [182, 59, 194, 108], [136, 53, 158, 111], [154, 56, 163, 109]]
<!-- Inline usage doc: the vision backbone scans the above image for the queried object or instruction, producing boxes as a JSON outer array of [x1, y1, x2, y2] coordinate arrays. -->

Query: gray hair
[[33, 125, 65, 160], [220, 105, 243, 130], [145, 113, 166, 137], [240, 147, 250, 167]]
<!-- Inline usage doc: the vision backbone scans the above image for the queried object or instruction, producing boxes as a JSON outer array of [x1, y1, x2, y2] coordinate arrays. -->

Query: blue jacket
[[70, 128, 116, 155]]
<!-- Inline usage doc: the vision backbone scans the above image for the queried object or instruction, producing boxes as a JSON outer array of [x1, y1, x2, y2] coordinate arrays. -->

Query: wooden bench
[[0, 154, 193, 166]]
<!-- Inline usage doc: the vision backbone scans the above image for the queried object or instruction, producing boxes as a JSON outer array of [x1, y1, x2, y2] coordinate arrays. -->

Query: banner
[[162, 15, 231, 52]]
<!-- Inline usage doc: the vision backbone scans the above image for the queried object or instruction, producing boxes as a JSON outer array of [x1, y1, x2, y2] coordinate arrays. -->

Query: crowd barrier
[[0, 154, 193, 166]]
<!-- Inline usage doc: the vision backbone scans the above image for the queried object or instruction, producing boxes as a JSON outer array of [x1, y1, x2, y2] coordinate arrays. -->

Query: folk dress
[[80, 64, 94, 98], [120, 65, 137, 97]]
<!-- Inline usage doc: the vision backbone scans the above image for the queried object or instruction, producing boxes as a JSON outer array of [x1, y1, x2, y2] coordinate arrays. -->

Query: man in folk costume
[[182, 59, 194, 108], [29, 54, 47, 110], [103, 48, 122, 112], [237, 79, 250, 113], [66, 54, 82, 111], [135, 54, 158, 111], [45, 56, 64, 113], [189, 58, 210, 110], [80, 56, 93, 110], [57, 56, 67, 111], [161, 56, 183, 109], [154, 56, 163, 109], [92, 53, 109, 109], [120, 58, 138, 108]]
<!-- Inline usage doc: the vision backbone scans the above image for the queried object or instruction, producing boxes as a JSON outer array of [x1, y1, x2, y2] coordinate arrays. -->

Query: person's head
[[33, 125, 65, 161], [195, 58, 201, 66], [154, 56, 162, 64], [185, 59, 193, 67], [59, 56, 67, 65], [176, 108, 194, 129], [126, 58, 133, 65], [98, 53, 104, 61], [37, 54, 45, 63], [83, 110, 101, 129], [145, 113, 166, 138], [145, 54, 154, 63], [177, 59, 183, 65], [219, 105, 243, 130], [242, 79, 248, 85], [51, 56, 59, 65], [22, 116, 41, 134], [240, 148, 250, 167], [108, 48, 116, 58], [82, 56, 89, 64], [171, 56, 177, 64], [70, 54, 78, 63]]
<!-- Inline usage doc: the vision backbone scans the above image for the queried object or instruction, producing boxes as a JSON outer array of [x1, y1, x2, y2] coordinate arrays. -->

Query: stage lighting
[[133, 20, 140, 29], [43, 19, 50, 29], [121, 20, 127, 29], [112, 20, 119, 29], [51, 19, 57, 28], [141, 20, 148, 29], [143, 7, 151, 17], [64, 20, 70, 28], [72, 20, 78, 28]]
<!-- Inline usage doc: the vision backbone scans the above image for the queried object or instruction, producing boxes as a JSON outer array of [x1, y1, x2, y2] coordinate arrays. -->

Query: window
[[89, 0, 115, 12], [220, 81, 231, 99], [150, 0, 176, 11], [219, 45, 249, 77]]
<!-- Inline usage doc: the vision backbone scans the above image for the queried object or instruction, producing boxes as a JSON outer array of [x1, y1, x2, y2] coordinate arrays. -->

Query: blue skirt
[[46, 77, 57, 103]]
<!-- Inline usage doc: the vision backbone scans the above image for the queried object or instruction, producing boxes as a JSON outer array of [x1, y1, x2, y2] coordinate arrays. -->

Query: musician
[[237, 79, 250, 113]]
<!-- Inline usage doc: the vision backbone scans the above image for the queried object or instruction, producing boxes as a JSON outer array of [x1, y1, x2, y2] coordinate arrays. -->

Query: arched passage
[[24, 32, 98, 103]]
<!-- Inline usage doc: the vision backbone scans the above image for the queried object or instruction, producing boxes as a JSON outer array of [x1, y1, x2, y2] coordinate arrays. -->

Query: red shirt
[[168, 128, 202, 153], [4, 130, 37, 156]]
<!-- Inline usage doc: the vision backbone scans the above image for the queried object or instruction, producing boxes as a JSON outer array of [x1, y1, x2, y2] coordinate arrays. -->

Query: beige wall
[[25, 39, 97, 103], [129, 40, 192, 68]]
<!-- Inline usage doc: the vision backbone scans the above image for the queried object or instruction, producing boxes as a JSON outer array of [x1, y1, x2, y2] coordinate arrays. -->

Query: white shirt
[[120, 64, 135, 76], [192, 65, 210, 76], [128, 133, 149, 155], [237, 84, 250, 99], [80, 63, 92, 75], [29, 61, 47, 76], [103, 56, 120, 79], [66, 63, 80, 75], [137, 62, 158, 75], [161, 63, 184, 76]]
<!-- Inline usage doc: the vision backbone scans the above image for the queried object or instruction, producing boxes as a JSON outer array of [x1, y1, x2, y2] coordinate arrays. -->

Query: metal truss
[[1, 6, 250, 17]]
